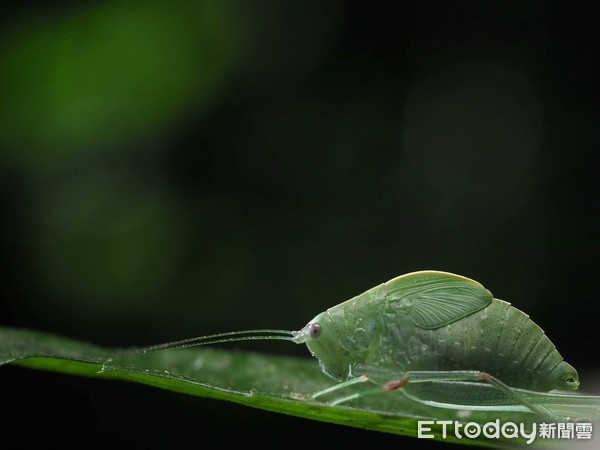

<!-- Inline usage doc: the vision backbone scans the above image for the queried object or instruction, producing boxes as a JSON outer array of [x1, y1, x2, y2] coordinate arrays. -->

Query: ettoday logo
[[418, 420, 593, 444]]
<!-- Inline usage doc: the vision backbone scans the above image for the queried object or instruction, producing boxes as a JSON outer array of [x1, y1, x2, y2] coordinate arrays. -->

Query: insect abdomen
[[417, 299, 564, 391]]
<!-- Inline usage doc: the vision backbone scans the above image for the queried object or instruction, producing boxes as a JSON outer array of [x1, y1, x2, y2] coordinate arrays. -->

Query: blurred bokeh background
[[1, 1, 598, 448]]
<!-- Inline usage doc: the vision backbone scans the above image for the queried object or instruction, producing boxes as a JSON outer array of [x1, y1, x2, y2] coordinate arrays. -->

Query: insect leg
[[328, 367, 557, 416], [385, 370, 554, 416], [310, 375, 370, 400]]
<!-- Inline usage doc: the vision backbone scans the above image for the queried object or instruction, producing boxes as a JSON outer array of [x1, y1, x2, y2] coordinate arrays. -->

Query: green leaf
[[0, 326, 588, 448]]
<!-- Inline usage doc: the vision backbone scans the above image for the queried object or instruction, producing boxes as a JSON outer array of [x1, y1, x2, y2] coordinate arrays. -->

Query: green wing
[[384, 271, 493, 329]]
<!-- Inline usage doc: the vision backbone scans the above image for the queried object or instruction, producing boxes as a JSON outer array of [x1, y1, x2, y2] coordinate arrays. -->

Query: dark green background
[[1, 1, 598, 449]]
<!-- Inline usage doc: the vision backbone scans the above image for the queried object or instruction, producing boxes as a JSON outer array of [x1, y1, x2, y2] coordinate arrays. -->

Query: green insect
[[133, 270, 599, 417]]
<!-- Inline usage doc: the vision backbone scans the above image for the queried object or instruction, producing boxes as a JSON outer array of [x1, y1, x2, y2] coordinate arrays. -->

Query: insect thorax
[[325, 284, 423, 380]]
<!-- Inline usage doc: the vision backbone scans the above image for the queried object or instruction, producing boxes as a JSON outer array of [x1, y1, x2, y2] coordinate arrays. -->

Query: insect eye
[[308, 323, 321, 339]]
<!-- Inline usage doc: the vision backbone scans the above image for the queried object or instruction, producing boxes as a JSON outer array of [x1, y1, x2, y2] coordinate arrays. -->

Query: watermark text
[[418, 420, 592, 444]]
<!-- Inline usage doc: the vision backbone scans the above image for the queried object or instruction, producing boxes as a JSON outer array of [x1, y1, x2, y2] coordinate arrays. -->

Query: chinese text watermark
[[418, 420, 592, 444]]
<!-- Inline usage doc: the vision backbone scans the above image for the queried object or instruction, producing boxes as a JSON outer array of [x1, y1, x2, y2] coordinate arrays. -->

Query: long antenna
[[121, 329, 296, 356]]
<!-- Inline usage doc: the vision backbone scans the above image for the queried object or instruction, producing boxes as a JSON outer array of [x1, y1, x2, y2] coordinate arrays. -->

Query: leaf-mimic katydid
[[129, 270, 599, 418]]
